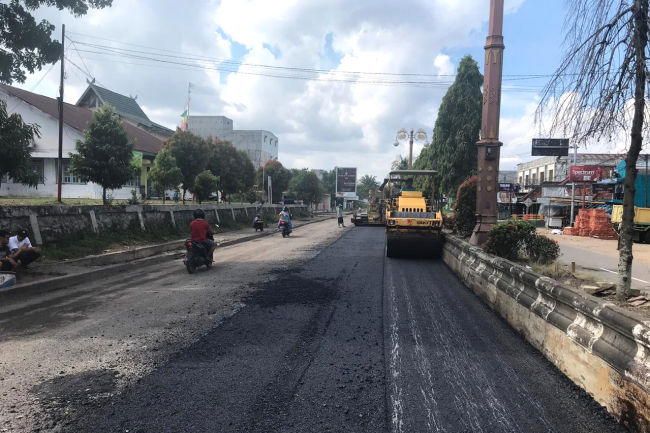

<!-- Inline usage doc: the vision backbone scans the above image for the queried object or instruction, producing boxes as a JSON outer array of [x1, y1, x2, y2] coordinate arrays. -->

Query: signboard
[[569, 166, 602, 182], [336, 167, 357, 198], [531, 138, 569, 156], [499, 183, 513, 191], [592, 183, 615, 194]]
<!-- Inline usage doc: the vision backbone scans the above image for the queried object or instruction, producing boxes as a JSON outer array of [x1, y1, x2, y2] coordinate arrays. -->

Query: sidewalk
[[1, 215, 335, 299]]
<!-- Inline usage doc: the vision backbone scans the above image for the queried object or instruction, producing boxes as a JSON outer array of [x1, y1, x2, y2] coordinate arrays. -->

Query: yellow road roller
[[382, 170, 443, 258]]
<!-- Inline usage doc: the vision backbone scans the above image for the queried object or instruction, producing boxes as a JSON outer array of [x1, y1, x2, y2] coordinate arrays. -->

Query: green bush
[[485, 220, 536, 261], [453, 176, 477, 237], [526, 235, 560, 264]]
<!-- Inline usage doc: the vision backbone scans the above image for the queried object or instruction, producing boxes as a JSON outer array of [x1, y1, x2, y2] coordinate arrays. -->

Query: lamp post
[[394, 128, 428, 168], [470, 0, 505, 246]]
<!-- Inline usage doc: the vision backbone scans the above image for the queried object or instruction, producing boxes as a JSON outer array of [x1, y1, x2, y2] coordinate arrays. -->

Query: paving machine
[[381, 170, 444, 257], [351, 193, 385, 226]]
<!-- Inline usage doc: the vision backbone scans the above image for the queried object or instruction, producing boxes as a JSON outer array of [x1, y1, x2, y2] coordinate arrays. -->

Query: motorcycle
[[184, 228, 217, 274], [279, 220, 292, 238]]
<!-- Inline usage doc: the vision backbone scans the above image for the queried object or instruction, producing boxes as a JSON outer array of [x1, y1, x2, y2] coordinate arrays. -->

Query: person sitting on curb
[[1, 229, 41, 271]]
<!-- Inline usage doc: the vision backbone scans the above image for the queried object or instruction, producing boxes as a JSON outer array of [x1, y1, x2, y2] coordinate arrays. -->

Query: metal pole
[[57, 24, 65, 203], [408, 129, 414, 169], [645, 153, 648, 207], [570, 143, 577, 225]]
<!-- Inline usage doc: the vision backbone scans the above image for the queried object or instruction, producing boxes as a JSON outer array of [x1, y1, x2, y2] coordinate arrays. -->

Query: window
[[540, 172, 545, 183], [548, 169, 554, 181], [124, 174, 141, 187], [525, 175, 529, 185], [61, 161, 86, 184], [32, 158, 45, 184]]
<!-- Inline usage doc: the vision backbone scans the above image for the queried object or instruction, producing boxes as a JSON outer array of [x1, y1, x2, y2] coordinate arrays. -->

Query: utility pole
[[470, 0, 505, 246], [569, 143, 577, 224], [645, 154, 648, 207], [57, 24, 65, 203]]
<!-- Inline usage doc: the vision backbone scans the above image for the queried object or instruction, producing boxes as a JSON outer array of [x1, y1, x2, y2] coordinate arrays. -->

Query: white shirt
[[8, 236, 32, 252]]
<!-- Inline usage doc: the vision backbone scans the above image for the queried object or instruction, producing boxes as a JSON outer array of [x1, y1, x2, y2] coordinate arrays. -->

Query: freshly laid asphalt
[[3, 224, 626, 432]]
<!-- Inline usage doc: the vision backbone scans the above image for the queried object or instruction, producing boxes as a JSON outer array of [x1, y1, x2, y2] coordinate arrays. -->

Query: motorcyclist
[[253, 213, 264, 231], [190, 209, 216, 260], [278, 206, 292, 233]]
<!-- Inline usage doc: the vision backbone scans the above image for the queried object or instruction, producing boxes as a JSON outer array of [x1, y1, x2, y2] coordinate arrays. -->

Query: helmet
[[193, 209, 205, 219], [283, 206, 289, 211]]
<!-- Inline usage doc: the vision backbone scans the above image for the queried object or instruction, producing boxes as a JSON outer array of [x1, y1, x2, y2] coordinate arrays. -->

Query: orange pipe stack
[[563, 209, 618, 239]]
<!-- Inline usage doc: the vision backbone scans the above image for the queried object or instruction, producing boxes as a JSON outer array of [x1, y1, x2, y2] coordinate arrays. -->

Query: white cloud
[[13, 0, 530, 182]]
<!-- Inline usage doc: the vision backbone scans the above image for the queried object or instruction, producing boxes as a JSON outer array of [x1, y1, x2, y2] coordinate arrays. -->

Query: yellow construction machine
[[381, 170, 444, 258]]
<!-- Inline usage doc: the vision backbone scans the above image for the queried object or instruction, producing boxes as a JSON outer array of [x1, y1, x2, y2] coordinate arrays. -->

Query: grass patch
[[42, 226, 187, 261]]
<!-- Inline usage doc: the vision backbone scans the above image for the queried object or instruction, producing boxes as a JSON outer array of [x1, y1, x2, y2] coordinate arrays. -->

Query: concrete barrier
[[0, 204, 307, 244], [443, 234, 650, 432]]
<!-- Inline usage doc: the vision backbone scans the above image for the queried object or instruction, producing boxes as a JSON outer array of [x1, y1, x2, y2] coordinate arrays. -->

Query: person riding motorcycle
[[190, 209, 216, 261], [278, 206, 292, 233]]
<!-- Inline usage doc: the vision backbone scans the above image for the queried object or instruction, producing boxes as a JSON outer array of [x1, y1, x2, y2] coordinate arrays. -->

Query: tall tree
[[166, 130, 209, 203], [391, 156, 409, 170], [148, 147, 182, 203], [414, 55, 483, 197], [206, 138, 255, 196], [70, 104, 135, 204], [258, 160, 291, 203], [0, 99, 41, 187], [538, 0, 648, 300], [289, 169, 323, 206], [0, 0, 113, 84], [357, 174, 379, 200]]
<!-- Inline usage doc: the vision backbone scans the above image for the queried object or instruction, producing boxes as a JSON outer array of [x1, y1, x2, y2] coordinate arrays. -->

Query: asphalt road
[[0, 221, 625, 432]]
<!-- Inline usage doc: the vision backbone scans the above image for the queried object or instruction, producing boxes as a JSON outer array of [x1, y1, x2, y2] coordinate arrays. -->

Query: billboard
[[569, 166, 603, 182], [531, 138, 569, 156], [336, 167, 357, 198]]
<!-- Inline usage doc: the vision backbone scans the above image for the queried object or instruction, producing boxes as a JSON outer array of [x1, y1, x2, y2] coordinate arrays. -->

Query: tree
[[192, 170, 219, 204], [289, 169, 323, 206], [0, 0, 113, 84], [321, 169, 337, 208], [538, 0, 648, 300], [149, 147, 182, 203], [391, 156, 409, 170], [206, 138, 255, 196], [70, 104, 135, 204], [357, 174, 379, 201], [258, 160, 291, 203], [0, 99, 41, 187], [414, 55, 483, 197], [166, 130, 209, 203]]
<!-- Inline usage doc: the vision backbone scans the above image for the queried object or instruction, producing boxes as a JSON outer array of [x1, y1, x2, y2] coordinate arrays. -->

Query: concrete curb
[[1, 216, 335, 300]]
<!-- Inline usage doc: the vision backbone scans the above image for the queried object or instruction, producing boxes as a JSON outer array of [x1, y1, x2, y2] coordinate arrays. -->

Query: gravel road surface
[[0, 220, 625, 432]]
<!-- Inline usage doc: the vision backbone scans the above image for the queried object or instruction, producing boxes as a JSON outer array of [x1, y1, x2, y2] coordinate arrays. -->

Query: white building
[[187, 115, 278, 168], [516, 154, 624, 191], [0, 85, 163, 199]]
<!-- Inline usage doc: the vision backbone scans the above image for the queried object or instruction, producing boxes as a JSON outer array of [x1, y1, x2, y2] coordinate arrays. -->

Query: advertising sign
[[531, 138, 569, 156], [569, 166, 603, 182], [336, 167, 357, 198], [592, 183, 615, 194]]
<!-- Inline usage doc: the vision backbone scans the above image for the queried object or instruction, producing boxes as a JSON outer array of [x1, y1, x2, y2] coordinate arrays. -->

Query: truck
[[611, 205, 650, 242], [382, 170, 444, 257]]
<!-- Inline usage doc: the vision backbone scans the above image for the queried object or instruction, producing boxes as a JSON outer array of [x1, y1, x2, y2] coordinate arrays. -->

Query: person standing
[[337, 204, 345, 228]]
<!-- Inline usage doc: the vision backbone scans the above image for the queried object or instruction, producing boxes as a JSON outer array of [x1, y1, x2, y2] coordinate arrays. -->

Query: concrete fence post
[[137, 211, 145, 230], [28, 213, 43, 246], [214, 208, 220, 224], [231, 207, 236, 220], [88, 210, 99, 233], [169, 210, 176, 228]]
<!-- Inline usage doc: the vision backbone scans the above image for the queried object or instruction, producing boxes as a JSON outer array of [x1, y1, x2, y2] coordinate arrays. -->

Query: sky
[[12, 0, 633, 181]]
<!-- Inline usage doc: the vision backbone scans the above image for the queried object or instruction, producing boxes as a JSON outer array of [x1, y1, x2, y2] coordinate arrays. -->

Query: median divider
[[443, 234, 650, 432], [1, 215, 334, 301]]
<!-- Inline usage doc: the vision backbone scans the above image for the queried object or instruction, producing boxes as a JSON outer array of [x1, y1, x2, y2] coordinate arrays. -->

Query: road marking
[[599, 267, 650, 284]]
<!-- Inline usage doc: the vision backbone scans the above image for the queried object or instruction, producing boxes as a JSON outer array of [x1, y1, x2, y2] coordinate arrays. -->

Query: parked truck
[[611, 205, 650, 242]]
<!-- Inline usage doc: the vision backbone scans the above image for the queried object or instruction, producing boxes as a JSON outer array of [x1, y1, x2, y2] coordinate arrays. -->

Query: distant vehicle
[[283, 197, 296, 204], [612, 205, 650, 242], [351, 197, 385, 226]]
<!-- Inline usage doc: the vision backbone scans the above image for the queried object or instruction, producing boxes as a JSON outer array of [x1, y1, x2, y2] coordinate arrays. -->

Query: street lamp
[[395, 128, 428, 168]]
